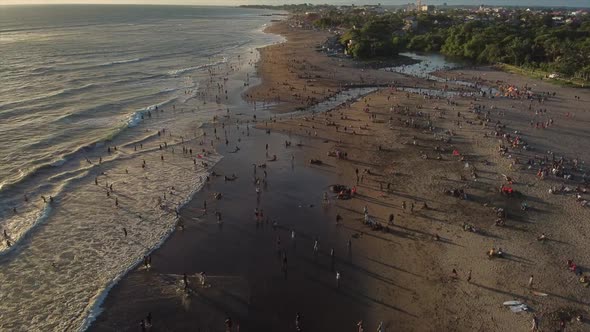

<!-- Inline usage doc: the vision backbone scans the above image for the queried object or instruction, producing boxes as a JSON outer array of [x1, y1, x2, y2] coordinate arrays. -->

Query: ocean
[[0, 5, 281, 330]]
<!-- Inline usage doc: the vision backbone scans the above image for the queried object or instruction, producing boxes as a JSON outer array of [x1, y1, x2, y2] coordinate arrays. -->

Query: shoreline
[[91, 17, 590, 332]]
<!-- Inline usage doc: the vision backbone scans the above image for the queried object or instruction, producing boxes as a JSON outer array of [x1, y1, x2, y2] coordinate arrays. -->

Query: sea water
[[0, 5, 281, 330]]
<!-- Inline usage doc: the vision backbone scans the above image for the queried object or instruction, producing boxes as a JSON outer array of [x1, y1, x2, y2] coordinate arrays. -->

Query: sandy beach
[[92, 17, 590, 332]]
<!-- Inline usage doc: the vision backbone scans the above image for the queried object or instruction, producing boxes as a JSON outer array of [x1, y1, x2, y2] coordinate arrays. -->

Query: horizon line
[[0, 2, 588, 8]]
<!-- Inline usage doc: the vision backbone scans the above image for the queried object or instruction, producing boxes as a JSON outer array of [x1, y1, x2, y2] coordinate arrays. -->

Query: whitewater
[[0, 5, 282, 331]]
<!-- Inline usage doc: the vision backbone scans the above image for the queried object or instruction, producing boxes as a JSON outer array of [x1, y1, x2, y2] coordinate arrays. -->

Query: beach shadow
[[364, 256, 423, 278], [305, 273, 418, 317], [470, 282, 533, 302]]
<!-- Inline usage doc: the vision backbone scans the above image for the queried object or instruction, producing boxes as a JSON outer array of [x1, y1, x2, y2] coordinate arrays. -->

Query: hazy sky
[[1, 0, 589, 7]]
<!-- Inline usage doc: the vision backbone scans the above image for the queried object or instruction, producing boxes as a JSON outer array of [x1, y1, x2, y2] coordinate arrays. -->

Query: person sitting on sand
[[463, 222, 476, 232], [487, 247, 496, 259], [537, 233, 547, 242]]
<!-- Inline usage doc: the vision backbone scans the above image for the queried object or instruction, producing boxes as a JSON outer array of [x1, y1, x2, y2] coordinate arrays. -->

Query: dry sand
[[253, 20, 590, 332]]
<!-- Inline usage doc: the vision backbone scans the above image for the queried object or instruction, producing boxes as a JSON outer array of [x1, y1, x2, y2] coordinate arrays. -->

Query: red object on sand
[[197, 154, 202, 158], [452, 150, 460, 156]]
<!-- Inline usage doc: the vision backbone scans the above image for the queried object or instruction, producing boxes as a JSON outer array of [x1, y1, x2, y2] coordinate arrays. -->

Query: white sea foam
[[167, 58, 228, 76], [98, 58, 142, 67]]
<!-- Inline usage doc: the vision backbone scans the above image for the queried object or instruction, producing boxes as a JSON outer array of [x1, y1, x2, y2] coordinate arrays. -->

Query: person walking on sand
[[295, 312, 302, 332], [313, 238, 319, 258], [388, 213, 394, 225], [123, 227, 127, 237], [336, 214, 343, 225], [276, 236, 282, 257], [225, 317, 233, 332], [357, 320, 364, 332], [330, 248, 335, 271], [467, 269, 472, 283], [531, 314, 539, 331], [336, 271, 341, 288], [528, 274, 534, 289], [282, 254, 288, 278]]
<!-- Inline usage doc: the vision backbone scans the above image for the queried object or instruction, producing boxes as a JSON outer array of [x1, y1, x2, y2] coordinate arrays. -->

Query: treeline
[[314, 9, 590, 80]]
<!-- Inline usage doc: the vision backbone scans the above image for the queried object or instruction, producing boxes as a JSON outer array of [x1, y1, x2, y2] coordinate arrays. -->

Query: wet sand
[[90, 122, 398, 331]]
